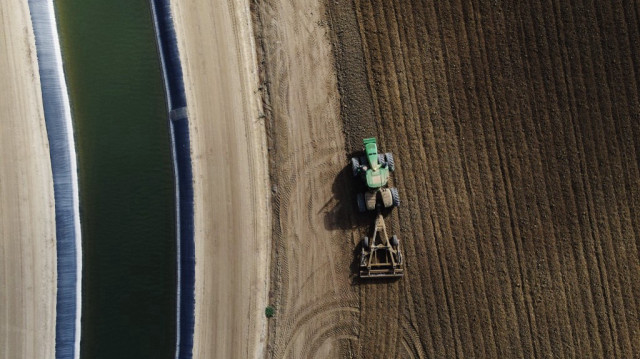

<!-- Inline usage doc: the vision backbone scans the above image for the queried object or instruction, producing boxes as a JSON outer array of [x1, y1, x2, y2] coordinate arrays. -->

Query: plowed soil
[[258, 0, 640, 357]]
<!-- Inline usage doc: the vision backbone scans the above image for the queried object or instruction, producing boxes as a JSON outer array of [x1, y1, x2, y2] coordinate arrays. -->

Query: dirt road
[[170, 0, 270, 357], [326, 0, 640, 357], [253, 0, 366, 357], [0, 0, 56, 358]]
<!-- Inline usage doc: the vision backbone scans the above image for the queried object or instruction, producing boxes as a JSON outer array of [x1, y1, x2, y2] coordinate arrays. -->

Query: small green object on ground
[[265, 306, 275, 318]]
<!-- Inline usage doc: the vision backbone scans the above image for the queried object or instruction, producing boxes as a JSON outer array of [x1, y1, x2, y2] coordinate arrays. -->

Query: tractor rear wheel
[[390, 235, 399, 247], [356, 193, 367, 213], [378, 154, 386, 166], [391, 187, 400, 207], [351, 157, 360, 177], [385, 153, 395, 171]]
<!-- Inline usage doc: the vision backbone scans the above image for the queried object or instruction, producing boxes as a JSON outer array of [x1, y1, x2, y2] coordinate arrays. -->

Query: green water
[[55, 1, 176, 357]]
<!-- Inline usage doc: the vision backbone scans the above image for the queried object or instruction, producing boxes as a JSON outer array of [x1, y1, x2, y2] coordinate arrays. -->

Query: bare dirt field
[[170, 0, 270, 357], [252, 0, 362, 357], [0, 0, 56, 358], [258, 0, 640, 357]]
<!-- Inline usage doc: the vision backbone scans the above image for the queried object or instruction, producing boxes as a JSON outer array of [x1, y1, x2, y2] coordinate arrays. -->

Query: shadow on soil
[[322, 153, 369, 231]]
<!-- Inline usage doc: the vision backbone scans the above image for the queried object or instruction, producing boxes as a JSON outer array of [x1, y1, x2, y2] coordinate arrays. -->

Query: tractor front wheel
[[356, 193, 367, 213], [385, 153, 395, 172], [390, 235, 399, 247], [391, 187, 400, 207], [351, 157, 360, 177]]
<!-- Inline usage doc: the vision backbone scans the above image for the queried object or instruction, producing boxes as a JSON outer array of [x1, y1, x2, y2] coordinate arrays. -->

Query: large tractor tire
[[365, 191, 378, 211], [360, 249, 368, 266], [378, 154, 386, 166], [351, 157, 360, 177], [360, 156, 368, 168], [356, 193, 367, 213], [390, 187, 400, 207], [390, 234, 399, 247], [384, 153, 395, 172], [380, 188, 393, 208]]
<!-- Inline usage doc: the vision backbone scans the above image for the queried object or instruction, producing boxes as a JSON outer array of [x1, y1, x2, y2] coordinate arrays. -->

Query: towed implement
[[360, 212, 404, 278], [351, 137, 403, 278]]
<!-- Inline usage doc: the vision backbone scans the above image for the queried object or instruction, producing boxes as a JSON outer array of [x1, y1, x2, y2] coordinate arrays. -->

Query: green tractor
[[351, 137, 400, 212], [351, 137, 403, 278]]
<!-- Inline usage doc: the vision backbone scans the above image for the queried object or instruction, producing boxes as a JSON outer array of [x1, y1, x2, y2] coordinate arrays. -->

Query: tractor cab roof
[[363, 137, 380, 170]]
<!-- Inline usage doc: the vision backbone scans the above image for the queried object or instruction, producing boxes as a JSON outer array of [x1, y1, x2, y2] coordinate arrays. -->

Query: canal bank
[[149, 0, 195, 357], [54, 0, 177, 357], [26, 0, 81, 357]]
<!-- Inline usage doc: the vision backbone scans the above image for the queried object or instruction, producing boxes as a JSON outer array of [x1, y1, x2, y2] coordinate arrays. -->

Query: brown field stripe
[[441, 1, 502, 356], [501, 4, 554, 357], [476, 2, 545, 354], [429, 1, 490, 356], [584, 0, 635, 354], [529, 0, 588, 356], [464, 2, 552, 358], [494, 2, 550, 355], [553, 1, 612, 355], [385, 1, 443, 355], [525, 0, 590, 355], [609, 3, 640, 356], [593, 1, 637, 354], [458, 1, 523, 356], [486, 1, 558, 356], [400, 0, 462, 355], [444, 0, 511, 356], [352, 0, 382, 143], [354, 0, 401, 356], [490, 0, 557, 358], [567, 0, 621, 354], [413, 1, 468, 355], [502, 1, 559, 356], [547, 1, 603, 354], [471, 1, 547, 356], [523, 0, 580, 355], [384, 0, 460, 358], [395, 0, 452, 355], [367, 1, 404, 357], [540, 0, 603, 355], [595, 1, 640, 357], [372, 2, 437, 356], [528, 3, 582, 357], [392, 0, 478, 358]]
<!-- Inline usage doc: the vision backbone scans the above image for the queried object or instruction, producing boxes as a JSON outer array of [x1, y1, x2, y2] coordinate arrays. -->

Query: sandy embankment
[[253, 1, 359, 357], [0, 0, 56, 358], [170, 0, 270, 358]]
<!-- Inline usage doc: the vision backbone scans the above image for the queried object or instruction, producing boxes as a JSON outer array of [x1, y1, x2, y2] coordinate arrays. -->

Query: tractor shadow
[[322, 153, 369, 231]]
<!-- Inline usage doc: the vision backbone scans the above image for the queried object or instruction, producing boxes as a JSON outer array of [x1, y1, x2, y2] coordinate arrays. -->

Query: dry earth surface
[[256, 0, 640, 357], [0, 0, 57, 358], [327, 0, 640, 357], [170, 0, 270, 358], [253, 0, 362, 357]]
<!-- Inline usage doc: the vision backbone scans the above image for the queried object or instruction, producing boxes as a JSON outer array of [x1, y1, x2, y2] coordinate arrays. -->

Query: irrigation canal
[[55, 0, 176, 357]]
